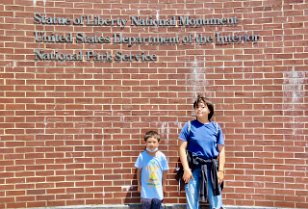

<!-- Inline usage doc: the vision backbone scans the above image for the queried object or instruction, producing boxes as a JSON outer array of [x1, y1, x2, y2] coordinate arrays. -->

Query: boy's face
[[194, 102, 210, 119], [145, 137, 159, 151]]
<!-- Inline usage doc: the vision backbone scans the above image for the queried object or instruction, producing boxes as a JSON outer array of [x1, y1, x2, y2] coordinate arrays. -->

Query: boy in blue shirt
[[135, 131, 169, 209], [179, 95, 225, 209]]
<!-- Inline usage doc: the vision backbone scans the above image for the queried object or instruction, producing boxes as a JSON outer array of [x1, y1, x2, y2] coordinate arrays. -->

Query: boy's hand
[[182, 168, 193, 183], [217, 170, 224, 184]]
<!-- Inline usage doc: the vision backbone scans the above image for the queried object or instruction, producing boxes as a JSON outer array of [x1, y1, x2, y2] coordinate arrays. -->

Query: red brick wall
[[0, 0, 307, 208]]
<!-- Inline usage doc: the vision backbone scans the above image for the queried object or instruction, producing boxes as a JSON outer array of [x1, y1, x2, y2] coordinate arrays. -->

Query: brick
[[1, 1, 307, 208]]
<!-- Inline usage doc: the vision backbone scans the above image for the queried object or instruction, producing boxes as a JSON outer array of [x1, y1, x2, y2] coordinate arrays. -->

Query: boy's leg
[[206, 170, 223, 209], [185, 168, 201, 209], [150, 198, 162, 209], [141, 198, 152, 209]]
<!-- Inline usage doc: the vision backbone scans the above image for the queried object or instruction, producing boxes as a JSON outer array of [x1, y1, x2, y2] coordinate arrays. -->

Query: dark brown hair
[[144, 130, 161, 142], [193, 95, 214, 121]]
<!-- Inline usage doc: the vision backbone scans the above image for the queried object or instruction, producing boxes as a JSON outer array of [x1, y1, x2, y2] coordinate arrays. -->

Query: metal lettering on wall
[[33, 13, 260, 62]]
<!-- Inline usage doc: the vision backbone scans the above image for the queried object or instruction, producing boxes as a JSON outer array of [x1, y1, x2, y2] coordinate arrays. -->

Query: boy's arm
[[179, 140, 192, 183], [136, 168, 141, 192], [217, 145, 225, 183]]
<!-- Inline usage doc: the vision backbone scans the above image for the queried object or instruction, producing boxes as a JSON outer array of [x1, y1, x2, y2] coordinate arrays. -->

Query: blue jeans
[[141, 198, 162, 209], [185, 167, 223, 209]]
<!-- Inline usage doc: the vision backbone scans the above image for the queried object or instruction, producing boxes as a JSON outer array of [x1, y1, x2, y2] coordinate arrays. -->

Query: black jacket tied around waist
[[190, 154, 220, 202]]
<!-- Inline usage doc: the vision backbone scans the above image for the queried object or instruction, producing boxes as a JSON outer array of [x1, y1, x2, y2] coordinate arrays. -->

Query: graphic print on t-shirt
[[146, 160, 160, 187]]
